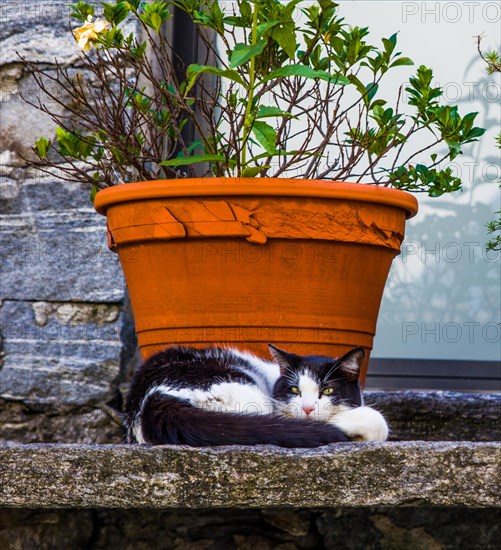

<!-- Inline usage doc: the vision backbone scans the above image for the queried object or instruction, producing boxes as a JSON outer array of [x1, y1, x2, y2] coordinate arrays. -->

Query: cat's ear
[[335, 347, 365, 382], [268, 344, 294, 374]]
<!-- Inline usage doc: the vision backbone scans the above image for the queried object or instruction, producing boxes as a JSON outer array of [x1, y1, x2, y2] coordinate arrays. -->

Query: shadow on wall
[[382, 201, 499, 325]]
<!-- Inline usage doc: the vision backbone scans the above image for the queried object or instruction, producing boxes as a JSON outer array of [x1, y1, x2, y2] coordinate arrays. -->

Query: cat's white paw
[[331, 406, 389, 442], [204, 382, 271, 415]]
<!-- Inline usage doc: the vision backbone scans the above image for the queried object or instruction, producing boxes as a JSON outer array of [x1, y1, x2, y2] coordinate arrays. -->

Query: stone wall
[[1, 507, 500, 550], [0, 0, 133, 445]]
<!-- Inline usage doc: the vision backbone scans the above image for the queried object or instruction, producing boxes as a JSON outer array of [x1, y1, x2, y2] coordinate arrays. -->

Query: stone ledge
[[365, 391, 501, 441], [1, 442, 499, 509]]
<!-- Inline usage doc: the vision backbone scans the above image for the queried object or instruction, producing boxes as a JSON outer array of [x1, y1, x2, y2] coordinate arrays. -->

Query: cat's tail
[[127, 393, 350, 447]]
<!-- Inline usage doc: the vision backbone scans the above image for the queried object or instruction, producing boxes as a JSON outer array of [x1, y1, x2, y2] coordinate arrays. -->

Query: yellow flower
[[73, 18, 109, 51]]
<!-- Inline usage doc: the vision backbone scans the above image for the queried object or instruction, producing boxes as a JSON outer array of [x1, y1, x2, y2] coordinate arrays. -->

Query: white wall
[[332, 1, 500, 361]]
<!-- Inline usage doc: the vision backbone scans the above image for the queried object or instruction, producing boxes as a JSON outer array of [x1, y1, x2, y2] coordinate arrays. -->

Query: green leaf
[[151, 12, 162, 31], [319, 0, 338, 10], [446, 140, 461, 160], [34, 137, 50, 159], [139, 1, 171, 32], [229, 39, 267, 68], [240, 1, 252, 19], [209, 0, 224, 32], [126, 0, 140, 9], [270, 21, 296, 59], [185, 140, 204, 155], [90, 184, 99, 204], [256, 106, 295, 119], [223, 16, 248, 28], [131, 39, 147, 59], [184, 64, 246, 94], [103, 2, 130, 26], [370, 99, 387, 109], [262, 64, 350, 85], [70, 2, 95, 22], [160, 154, 227, 167], [348, 74, 367, 96], [97, 27, 125, 48], [256, 21, 281, 39], [242, 166, 265, 177], [390, 57, 414, 68], [251, 121, 277, 154], [366, 82, 378, 102], [461, 111, 477, 133], [465, 127, 486, 140], [382, 33, 397, 54], [55, 128, 95, 159]]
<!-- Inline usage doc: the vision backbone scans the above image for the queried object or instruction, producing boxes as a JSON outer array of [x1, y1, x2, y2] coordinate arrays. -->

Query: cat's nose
[[302, 405, 315, 416]]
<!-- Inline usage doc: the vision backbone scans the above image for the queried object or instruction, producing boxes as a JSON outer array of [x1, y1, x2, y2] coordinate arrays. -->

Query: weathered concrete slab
[[1, 442, 499, 509]]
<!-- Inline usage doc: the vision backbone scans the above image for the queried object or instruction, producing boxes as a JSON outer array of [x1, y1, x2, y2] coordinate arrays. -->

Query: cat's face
[[269, 345, 364, 422]]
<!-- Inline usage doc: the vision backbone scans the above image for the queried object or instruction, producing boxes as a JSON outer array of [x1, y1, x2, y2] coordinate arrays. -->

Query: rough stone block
[[0, 2, 76, 64], [0, 442, 499, 509], [0, 509, 94, 550], [0, 300, 123, 407], [0, 176, 123, 302], [0, 400, 124, 445], [1, 507, 500, 550], [365, 391, 501, 441], [316, 508, 501, 550]]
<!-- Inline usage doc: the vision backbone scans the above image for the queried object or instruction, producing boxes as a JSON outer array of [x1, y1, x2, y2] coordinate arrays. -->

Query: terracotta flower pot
[[95, 178, 418, 385]]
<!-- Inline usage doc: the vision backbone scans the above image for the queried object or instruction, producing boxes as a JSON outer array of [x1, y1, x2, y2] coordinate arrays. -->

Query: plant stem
[[241, 4, 259, 171]]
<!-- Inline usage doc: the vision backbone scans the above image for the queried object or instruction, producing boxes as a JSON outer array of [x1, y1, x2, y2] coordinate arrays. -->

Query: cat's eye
[[290, 386, 301, 395], [322, 388, 334, 395]]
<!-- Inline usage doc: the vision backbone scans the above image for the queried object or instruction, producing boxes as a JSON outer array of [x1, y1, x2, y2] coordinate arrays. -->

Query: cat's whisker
[[323, 376, 347, 385], [323, 365, 341, 382]]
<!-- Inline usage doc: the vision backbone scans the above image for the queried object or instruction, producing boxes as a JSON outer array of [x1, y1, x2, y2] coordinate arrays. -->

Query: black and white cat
[[124, 344, 388, 447]]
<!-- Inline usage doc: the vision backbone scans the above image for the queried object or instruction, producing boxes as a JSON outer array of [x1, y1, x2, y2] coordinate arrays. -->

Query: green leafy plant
[[22, 0, 485, 198], [477, 36, 500, 251]]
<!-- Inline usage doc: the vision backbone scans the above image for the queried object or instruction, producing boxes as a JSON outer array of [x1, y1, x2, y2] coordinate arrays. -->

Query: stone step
[[1, 442, 499, 509]]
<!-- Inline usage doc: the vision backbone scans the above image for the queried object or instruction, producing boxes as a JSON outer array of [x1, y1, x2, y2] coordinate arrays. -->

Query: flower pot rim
[[94, 178, 418, 219]]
